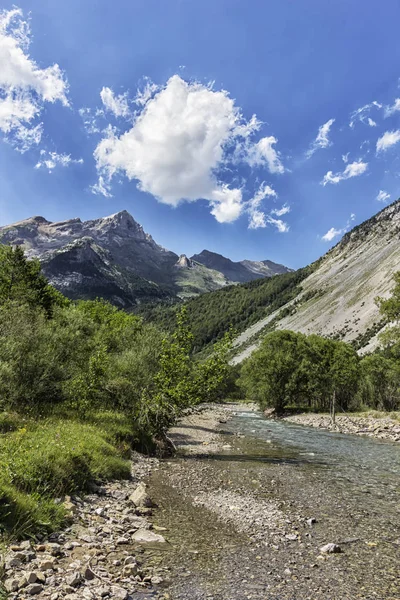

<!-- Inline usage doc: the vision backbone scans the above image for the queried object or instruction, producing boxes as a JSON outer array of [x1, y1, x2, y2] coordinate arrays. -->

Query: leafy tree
[[0, 245, 67, 315], [239, 330, 310, 413], [358, 354, 400, 411]]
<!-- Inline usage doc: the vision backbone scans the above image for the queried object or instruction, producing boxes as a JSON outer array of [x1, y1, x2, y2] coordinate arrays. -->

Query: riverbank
[[278, 411, 400, 442], [145, 403, 400, 599], [1, 452, 167, 600], [3, 404, 399, 599]]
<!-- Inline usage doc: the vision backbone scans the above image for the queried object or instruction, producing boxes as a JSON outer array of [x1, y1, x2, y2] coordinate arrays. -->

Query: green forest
[[0, 244, 399, 539]]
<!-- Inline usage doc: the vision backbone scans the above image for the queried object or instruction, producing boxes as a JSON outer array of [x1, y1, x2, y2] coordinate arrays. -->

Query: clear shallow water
[[147, 409, 400, 599], [228, 410, 400, 501]]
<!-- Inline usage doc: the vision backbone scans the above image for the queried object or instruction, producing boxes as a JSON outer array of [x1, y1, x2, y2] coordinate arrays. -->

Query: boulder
[[129, 482, 153, 508], [132, 528, 166, 543]]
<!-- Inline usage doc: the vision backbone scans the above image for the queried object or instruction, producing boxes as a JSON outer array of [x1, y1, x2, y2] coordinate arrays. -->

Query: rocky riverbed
[[2, 404, 399, 600], [280, 411, 400, 442], [1, 453, 166, 600]]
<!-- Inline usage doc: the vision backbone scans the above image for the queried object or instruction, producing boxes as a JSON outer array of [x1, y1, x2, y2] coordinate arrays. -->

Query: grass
[[0, 409, 135, 540], [350, 409, 400, 422]]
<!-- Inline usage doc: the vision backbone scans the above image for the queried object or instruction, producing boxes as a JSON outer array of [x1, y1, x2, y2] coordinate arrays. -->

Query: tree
[[239, 330, 309, 413], [358, 354, 400, 411], [0, 245, 66, 315], [377, 271, 400, 358]]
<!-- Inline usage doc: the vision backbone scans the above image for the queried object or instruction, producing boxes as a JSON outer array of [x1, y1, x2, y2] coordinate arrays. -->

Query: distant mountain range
[[0, 210, 292, 307]]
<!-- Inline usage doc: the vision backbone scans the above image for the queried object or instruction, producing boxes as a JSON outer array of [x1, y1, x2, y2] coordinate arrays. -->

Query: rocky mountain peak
[[175, 254, 193, 269]]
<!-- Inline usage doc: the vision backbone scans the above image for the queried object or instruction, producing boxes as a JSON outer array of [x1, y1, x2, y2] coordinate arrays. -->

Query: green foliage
[[140, 265, 317, 352], [239, 331, 360, 413], [0, 412, 134, 538], [358, 354, 400, 411], [0, 245, 67, 315]]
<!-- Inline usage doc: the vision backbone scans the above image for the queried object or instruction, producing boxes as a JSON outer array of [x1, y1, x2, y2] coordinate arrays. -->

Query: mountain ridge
[[0, 210, 291, 306]]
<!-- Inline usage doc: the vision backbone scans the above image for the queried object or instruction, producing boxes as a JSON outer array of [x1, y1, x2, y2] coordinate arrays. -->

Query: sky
[[1, 1, 400, 269]]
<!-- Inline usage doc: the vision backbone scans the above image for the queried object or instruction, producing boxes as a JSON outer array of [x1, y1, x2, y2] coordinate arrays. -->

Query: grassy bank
[[0, 410, 135, 539]]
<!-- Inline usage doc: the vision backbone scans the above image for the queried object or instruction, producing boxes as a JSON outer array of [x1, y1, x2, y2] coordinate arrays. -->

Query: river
[[143, 406, 400, 600]]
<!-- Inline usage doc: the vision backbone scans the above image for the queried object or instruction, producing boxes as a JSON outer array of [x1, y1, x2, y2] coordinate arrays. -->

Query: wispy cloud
[[376, 130, 400, 153], [321, 160, 368, 186], [35, 150, 83, 173], [321, 213, 355, 242], [266, 215, 289, 233], [349, 101, 382, 128], [100, 87, 130, 118], [271, 203, 290, 217], [245, 135, 285, 174], [376, 190, 390, 203], [384, 98, 400, 117], [0, 8, 68, 152], [306, 118, 335, 158]]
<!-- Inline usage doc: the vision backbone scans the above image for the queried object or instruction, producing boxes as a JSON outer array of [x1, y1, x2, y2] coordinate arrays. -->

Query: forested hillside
[[139, 264, 317, 351]]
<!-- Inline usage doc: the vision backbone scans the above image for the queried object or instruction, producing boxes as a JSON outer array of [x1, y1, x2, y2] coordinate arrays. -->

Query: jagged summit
[[175, 254, 194, 269], [0, 210, 291, 306]]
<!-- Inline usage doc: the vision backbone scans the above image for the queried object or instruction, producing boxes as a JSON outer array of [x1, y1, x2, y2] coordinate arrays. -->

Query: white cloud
[[321, 213, 356, 242], [321, 160, 368, 186], [91, 175, 112, 198], [271, 203, 290, 217], [376, 189, 390, 203], [0, 8, 68, 151], [247, 182, 277, 229], [246, 135, 285, 174], [93, 75, 285, 224], [267, 216, 289, 233], [322, 227, 343, 242], [306, 118, 335, 158], [384, 98, 400, 117], [35, 150, 83, 173], [100, 87, 130, 118], [349, 101, 382, 128], [134, 77, 160, 107], [376, 130, 400, 153], [342, 152, 349, 163]]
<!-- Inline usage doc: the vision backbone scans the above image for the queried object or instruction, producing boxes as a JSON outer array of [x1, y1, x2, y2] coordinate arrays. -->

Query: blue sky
[[1, 1, 400, 269]]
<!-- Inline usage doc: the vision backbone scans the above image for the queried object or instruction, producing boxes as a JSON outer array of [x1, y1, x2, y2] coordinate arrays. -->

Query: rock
[[285, 534, 298, 541], [129, 482, 153, 508], [110, 587, 129, 600], [84, 566, 96, 581], [17, 576, 28, 589], [4, 579, 19, 593], [123, 563, 138, 576], [132, 528, 166, 543], [27, 583, 44, 595], [307, 518, 317, 526], [26, 572, 38, 584], [40, 558, 56, 570], [66, 572, 83, 587], [124, 555, 136, 565], [116, 536, 129, 545], [151, 575, 164, 585], [320, 543, 342, 554], [35, 571, 46, 584]]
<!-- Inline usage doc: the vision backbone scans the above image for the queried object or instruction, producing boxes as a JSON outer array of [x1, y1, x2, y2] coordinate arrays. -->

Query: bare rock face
[[0, 210, 291, 305], [175, 254, 193, 269]]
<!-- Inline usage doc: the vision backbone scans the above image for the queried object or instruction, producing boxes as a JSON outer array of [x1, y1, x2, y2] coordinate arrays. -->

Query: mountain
[[191, 250, 292, 283], [231, 199, 400, 360], [150, 199, 400, 357], [0, 211, 291, 307]]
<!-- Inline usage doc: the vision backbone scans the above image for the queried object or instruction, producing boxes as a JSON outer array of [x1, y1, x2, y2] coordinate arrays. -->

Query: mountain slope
[[232, 199, 400, 361], [0, 211, 290, 306], [191, 250, 292, 282]]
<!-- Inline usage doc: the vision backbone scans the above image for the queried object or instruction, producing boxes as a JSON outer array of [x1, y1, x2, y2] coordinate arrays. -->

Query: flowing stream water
[[143, 409, 400, 600]]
